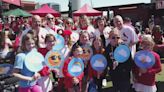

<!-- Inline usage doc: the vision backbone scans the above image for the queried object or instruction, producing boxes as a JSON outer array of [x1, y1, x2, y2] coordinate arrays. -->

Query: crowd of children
[[0, 14, 163, 92]]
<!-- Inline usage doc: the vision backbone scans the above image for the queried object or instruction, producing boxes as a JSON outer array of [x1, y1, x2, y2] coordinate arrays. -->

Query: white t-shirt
[[120, 25, 139, 58], [45, 26, 57, 35]]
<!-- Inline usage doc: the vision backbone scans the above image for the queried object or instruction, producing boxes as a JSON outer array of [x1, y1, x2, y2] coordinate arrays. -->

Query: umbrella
[[3, 8, 32, 17], [73, 4, 102, 16], [30, 4, 61, 17]]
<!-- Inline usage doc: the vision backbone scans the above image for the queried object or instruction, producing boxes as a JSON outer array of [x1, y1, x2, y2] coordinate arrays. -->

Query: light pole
[[68, 0, 72, 18], [0, 0, 3, 19]]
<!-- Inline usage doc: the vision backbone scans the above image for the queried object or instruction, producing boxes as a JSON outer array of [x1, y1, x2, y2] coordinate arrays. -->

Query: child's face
[[109, 33, 120, 46], [140, 40, 152, 50], [73, 47, 83, 58], [46, 36, 56, 50], [25, 39, 35, 51], [93, 38, 102, 49], [80, 34, 89, 45], [64, 35, 70, 44]]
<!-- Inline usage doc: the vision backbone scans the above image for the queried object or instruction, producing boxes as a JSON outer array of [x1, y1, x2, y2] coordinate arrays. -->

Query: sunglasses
[[66, 22, 72, 25], [51, 56, 61, 60], [112, 36, 120, 39], [47, 18, 53, 20]]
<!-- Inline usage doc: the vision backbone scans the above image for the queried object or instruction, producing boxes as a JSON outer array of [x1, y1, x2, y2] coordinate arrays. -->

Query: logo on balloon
[[134, 50, 155, 69], [90, 54, 107, 72], [114, 44, 130, 63], [25, 50, 44, 72], [48, 52, 61, 66], [68, 58, 84, 77], [45, 50, 64, 69]]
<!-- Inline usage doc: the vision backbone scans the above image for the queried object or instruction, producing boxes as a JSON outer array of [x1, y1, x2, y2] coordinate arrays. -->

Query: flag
[[2, 0, 21, 6]]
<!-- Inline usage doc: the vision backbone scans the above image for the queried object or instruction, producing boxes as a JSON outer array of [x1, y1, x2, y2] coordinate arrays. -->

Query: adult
[[45, 13, 61, 35], [21, 15, 49, 48], [64, 17, 79, 45], [77, 15, 95, 40], [94, 17, 112, 47], [113, 15, 139, 58], [124, 17, 134, 30]]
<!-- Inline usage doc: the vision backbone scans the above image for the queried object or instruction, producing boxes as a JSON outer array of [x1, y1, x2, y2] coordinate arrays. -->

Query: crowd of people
[[0, 14, 164, 92]]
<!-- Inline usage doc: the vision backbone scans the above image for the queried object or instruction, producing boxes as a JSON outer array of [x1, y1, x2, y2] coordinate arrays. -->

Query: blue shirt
[[14, 52, 36, 87]]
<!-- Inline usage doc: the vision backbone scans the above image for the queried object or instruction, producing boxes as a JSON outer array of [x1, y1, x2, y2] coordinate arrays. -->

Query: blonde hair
[[141, 34, 155, 50], [108, 28, 121, 38], [79, 15, 90, 27]]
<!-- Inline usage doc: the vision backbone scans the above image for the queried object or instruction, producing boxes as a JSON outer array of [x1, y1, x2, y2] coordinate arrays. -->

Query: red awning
[[30, 4, 61, 17], [2, 0, 21, 6], [73, 4, 102, 16]]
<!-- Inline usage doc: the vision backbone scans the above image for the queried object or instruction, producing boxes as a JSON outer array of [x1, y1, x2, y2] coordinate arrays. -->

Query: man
[[113, 15, 139, 58], [45, 13, 62, 35], [21, 15, 49, 48]]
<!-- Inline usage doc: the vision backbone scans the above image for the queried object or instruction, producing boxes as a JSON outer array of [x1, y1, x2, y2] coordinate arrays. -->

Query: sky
[[23, 0, 151, 11]]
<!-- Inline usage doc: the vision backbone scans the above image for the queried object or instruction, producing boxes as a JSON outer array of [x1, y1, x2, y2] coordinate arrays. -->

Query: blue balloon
[[68, 58, 84, 77], [45, 50, 64, 69], [53, 34, 65, 51], [114, 45, 131, 63], [25, 50, 44, 72], [134, 50, 155, 69], [90, 54, 107, 72], [0, 64, 13, 75]]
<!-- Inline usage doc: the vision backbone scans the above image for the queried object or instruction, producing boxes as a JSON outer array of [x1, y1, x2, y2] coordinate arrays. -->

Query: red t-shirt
[[132, 51, 162, 86], [0, 23, 2, 32], [38, 48, 50, 76], [13, 36, 21, 51], [63, 57, 84, 88]]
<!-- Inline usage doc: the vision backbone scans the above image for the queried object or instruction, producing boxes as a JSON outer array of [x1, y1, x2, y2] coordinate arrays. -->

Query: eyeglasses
[[112, 36, 120, 40]]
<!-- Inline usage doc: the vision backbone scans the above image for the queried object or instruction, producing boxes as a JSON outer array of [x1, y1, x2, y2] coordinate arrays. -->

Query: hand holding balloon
[[73, 77, 79, 85], [32, 73, 41, 80], [113, 61, 119, 70]]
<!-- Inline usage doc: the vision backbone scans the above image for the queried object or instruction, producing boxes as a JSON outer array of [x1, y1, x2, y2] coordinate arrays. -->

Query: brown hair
[[0, 31, 5, 49], [21, 33, 36, 51], [45, 34, 56, 42], [152, 25, 161, 33], [92, 36, 105, 54]]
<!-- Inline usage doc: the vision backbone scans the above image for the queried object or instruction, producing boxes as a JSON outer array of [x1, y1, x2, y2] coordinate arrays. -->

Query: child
[[74, 31, 91, 92], [12, 33, 42, 92], [132, 35, 162, 92], [105, 28, 132, 92], [63, 45, 84, 92], [57, 30, 72, 92], [88, 36, 106, 92], [37, 34, 55, 92]]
